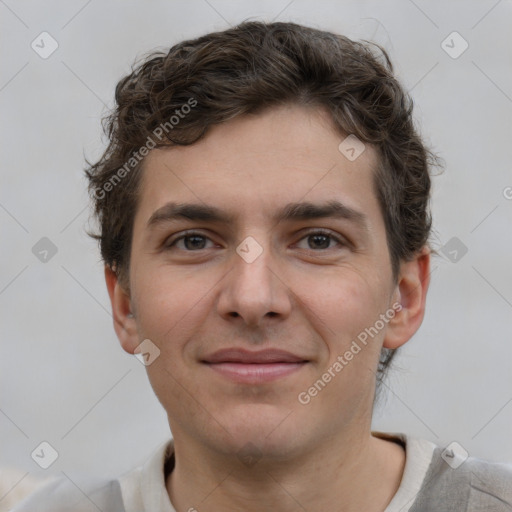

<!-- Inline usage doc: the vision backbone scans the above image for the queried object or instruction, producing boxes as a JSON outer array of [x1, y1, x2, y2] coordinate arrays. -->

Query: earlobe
[[383, 247, 431, 350], [104, 266, 139, 354]]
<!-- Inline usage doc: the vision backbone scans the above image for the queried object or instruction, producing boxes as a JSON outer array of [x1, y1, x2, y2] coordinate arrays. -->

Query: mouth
[[201, 348, 309, 384]]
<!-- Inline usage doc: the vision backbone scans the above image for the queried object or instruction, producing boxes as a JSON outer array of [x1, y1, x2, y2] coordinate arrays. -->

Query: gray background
[[1, 0, 511, 492]]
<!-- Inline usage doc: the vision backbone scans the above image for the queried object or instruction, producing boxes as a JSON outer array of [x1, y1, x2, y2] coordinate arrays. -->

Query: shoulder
[[411, 443, 512, 511], [10, 440, 173, 512], [11, 475, 125, 512], [463, 455, 512, 506]]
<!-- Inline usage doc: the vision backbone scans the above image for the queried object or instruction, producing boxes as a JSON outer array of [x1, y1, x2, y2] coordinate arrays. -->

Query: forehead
[[134, 104, 383, 229]]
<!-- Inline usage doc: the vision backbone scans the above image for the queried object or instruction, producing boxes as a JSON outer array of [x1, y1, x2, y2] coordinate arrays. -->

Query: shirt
[[12, 432, 512, 511]]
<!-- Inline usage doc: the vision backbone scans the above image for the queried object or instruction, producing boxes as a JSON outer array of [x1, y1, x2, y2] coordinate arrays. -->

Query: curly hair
[[86, 20, 441, 385]]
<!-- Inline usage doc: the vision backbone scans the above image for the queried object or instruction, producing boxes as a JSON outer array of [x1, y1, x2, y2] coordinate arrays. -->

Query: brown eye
[[295, 230, 345, 251], [165, 232, 215, 251]]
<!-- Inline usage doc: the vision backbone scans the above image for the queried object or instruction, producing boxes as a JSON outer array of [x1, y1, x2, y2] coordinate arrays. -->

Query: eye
[[295, 229, 346, 251], [164, 231, 216, 251], [164, 229, 347, 253]]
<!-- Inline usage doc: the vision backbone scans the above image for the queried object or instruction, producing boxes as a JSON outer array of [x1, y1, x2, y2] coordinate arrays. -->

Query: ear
[[383, 247, 431, 349], [104, 266, 139, 354]]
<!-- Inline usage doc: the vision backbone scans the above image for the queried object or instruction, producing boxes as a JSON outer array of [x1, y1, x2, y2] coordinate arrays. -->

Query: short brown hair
[[86, 20, 441, 384]]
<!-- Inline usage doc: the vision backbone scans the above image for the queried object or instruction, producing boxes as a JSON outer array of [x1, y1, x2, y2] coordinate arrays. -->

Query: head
[[87, 21, 438, 459]]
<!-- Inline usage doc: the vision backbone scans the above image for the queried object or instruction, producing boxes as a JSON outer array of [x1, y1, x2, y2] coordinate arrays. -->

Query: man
[[14, 20, 512, 512]]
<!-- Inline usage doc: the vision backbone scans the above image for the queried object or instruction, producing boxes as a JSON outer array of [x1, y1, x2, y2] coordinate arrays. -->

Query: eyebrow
[[147, 200, 369, 231]]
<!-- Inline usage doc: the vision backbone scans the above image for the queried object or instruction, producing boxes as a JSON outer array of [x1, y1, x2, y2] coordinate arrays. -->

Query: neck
[[166, 429, 405, 512]]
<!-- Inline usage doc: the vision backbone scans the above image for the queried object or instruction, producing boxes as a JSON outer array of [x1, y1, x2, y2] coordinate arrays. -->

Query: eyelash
[[164, 229, 347, 252]]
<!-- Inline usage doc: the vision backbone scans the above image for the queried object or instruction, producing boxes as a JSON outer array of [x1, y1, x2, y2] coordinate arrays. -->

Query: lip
[[202, 349, 309, 384], [203, 348, 307, 364]]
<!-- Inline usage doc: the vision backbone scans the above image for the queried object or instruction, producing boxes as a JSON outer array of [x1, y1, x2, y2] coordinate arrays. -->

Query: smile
[[202, 348, 309, 384]]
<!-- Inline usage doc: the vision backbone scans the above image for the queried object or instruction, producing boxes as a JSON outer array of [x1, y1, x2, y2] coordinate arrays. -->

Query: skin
[[106, 104, 430, 512]]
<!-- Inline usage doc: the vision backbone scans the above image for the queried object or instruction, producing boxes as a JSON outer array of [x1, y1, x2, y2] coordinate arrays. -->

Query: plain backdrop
[[1, 0, 511, 488]]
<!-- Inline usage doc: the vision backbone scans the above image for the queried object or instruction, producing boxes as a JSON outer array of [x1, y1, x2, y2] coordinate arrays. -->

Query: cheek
[[131, 267, 211, 352], [304, 268, 388, 345], [305, 275, 388, 399], [132, 270, 214, 409]]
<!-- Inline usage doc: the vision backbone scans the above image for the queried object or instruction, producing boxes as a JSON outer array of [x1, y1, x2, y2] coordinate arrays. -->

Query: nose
[[216, 235, 292, 328]]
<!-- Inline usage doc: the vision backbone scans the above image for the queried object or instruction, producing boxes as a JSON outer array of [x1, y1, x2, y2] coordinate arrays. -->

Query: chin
[[209, 402, 304, 456]]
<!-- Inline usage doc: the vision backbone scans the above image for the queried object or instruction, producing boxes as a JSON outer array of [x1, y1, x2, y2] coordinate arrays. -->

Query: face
[[107, 104, 430, 460]]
